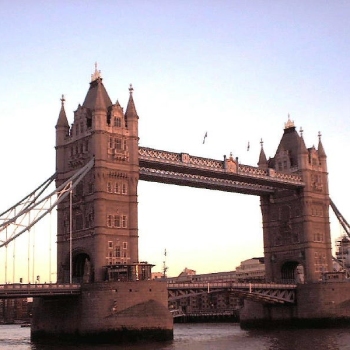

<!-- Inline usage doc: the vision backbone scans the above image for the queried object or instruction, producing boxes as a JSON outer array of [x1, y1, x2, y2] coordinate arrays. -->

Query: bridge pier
[[240, 281, 350, 329], [31, 281, 173, 344]]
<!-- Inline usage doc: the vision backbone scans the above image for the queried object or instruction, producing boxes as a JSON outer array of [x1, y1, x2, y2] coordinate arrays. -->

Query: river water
[[1, 323, 350, 350]]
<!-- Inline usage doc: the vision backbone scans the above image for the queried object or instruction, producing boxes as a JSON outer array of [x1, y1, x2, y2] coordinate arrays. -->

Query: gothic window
[[80, 122, 83, 134], [88, 182, 94, 194], [122, 183, 127, 194], [107, 215, 112, 227], [123, 242, 127, 249], [86, 116, 92, 128], [115, 246, 121, 258], [114, 215, 121, 228], [292, 231, 300, 244], [123, 140, 127, 150], [75, 125, 79, 136], [108, 137, 113, 149], [108, 241, 113, 249], [115, 138, 122, 150], [114, 117, 121, 127], [278, 162, 283, 171], [75, 213, 83, 231], [85, 140, 89, 152], [107, 182, 112, 193], [114, 183, 120, 194], [70, 147, 73, 157], [274, 233, 282, 246], [122, 215, 127, 228], [85, 214, 90, 229], [76, 183, 84, 197], [88, 211, 94, 225], [313, 231, 324, 242]]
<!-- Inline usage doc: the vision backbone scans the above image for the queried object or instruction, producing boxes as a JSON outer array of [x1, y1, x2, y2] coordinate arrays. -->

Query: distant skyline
[[1, 1, 350, 283]]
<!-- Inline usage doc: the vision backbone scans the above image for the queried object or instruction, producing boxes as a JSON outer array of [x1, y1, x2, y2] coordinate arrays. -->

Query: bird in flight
[[203, 132, 208, 144]]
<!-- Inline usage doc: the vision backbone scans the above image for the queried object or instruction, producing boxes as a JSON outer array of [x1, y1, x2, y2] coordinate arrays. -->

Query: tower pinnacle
[[91, 62, 102, 82], [284, 114, 295, 129]]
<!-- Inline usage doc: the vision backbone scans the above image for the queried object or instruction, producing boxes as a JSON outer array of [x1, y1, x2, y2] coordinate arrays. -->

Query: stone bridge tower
[[259, 118, 332, 283], [55, 66, 143, 283]]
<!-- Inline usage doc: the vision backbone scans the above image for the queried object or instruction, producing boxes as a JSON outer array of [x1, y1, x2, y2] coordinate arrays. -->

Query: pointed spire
[[125, 84, 138, 120], [83, 64, 112, 111], [56, 94, 69, 127], [299, 126, 308, 154], [317, 131, 327, 158], [258, 138, 268, 169]]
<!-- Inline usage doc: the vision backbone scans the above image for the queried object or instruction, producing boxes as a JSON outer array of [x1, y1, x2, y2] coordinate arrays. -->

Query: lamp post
[[69, 183, 73, 284]]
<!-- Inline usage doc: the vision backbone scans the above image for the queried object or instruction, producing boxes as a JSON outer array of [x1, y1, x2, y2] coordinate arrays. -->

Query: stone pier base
[[240, 282, 350, 329], [31, 281, 173, 343]]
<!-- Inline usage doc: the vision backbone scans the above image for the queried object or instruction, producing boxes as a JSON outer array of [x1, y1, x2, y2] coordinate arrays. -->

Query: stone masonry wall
[[31, 280, 173, 342]]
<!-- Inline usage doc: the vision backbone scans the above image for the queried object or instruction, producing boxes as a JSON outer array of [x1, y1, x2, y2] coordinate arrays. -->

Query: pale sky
[[1, 1, 350, 283]]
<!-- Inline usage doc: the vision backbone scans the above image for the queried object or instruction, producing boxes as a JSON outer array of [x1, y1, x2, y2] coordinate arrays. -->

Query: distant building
[[335, 235, 350, 269], [151, 271, 164, 280], [0, 298, 32, 324], [235, 258, 265, 283]]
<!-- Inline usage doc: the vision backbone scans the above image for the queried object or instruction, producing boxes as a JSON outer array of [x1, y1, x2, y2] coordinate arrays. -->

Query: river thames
[[2, 323, 350, 350]]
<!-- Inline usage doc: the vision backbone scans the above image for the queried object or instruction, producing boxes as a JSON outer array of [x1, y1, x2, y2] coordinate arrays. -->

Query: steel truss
[[167, 282, 296, 305], [0, 158, 94, 248]]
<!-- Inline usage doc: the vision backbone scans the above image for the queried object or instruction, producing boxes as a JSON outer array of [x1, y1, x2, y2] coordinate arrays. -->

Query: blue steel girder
[[139, 147, 305, 196]]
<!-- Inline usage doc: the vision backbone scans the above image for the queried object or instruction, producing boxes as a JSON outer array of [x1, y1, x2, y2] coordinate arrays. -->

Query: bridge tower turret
[[55, 65, 141, 283], [260, 117, 332, 283]]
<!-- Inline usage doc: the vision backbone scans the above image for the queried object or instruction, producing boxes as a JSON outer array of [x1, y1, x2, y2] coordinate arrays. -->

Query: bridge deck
[[0, 283, 81, 298], [0, 281, 297, 304], [168, 282, 297, 304]]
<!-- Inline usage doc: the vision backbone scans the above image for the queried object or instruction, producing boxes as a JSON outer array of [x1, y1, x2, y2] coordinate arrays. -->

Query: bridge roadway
[[0, 283, 81, 298], [0, 282, 296, 304]]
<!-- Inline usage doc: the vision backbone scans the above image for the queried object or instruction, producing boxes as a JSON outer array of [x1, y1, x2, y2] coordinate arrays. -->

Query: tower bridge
[[1, 65, 350, 342]]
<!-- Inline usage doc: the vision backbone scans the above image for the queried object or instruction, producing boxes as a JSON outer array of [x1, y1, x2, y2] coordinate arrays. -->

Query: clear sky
[[0, 1, 350, 283]]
